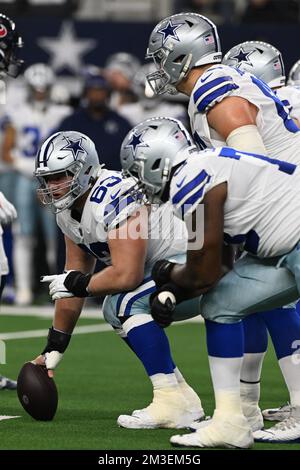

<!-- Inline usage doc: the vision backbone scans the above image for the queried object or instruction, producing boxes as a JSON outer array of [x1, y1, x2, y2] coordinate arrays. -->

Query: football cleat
[[0, 375, 17, 390], [171, 410, 253, 448], [253, 406, 300, 443], [262, 402, 292, 422], [178, 380, 204, 418], [117, 386, 204, 429], [190, 408, 263, 433]]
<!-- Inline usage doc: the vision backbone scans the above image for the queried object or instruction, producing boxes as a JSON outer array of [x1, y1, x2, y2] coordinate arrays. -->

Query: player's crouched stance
[[32, 130, 204, 430], [120, 117, 300, 448]]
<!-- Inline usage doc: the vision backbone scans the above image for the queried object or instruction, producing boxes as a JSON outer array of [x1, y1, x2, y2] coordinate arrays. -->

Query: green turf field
[[0, 313, 299, 450]]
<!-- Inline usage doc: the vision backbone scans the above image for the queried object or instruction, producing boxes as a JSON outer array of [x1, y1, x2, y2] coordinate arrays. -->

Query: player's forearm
[[53, 297, 85, 334], [171, 249, 222, 293], [88, 265, 143, 296]]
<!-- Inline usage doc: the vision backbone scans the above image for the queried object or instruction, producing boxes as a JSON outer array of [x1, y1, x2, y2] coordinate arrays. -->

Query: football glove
[[0, 192, 17, 225], [150, 287, 176, 328], [41, 270, 92, 301]]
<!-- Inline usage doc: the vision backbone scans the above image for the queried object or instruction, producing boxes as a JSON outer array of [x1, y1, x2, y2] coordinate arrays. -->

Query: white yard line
[[0, 305, 103, 319], [0, 323, 112, 341], [0, 315, 203, 341], [0, 416, 20, 421]]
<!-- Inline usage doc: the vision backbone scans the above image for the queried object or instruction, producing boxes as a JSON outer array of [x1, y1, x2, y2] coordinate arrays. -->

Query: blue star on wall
[[60, 137, 85, 160], [232, 47, 255, 65], [125, 132, 149, 157], [157, 20, 184, 45]]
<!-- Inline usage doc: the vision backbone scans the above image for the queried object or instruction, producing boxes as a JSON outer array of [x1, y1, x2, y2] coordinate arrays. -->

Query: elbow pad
[[226, 125, 267, 155]]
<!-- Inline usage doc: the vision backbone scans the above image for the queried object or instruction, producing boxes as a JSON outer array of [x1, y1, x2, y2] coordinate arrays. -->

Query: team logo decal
[[0, 25, 7, 38], [157, 20, 184, 46]]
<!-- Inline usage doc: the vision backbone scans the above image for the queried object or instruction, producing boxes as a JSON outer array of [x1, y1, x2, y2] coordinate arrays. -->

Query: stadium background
[[0, 0, 299, 451]]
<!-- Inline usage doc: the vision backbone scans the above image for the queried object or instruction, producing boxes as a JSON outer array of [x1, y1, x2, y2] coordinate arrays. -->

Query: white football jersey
[[188, 65, 300, 164], [170, 147, 300, 258], [275, 85, 300, 124], [57, 169, 187, 268], [6, 102, 71, 177]]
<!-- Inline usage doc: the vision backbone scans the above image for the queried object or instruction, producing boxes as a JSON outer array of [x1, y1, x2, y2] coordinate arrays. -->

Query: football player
[[2, 63, 71, 305], [145, 12, 300, 440], [32, 130, 204, 430], [288, 59, 300, 88], [0, 12, 23, 389], [120, 116, 300, 447], [0, 192, 17, 389], [223, 41, 300, 422], [223, 42, 300, 143]]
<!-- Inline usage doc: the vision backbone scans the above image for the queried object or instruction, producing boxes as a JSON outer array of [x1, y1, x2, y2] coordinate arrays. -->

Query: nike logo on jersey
[[176, 176, 186, 188], [111, 189, 121, 200], [200, 72, 213, 83]]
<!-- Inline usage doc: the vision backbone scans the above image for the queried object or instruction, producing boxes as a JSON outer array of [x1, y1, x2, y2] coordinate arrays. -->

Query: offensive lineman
[[145, 12, 300, 439], [120, 116, 300, 448], [223, 40, 300, 422], [32, 129, 204, 430]]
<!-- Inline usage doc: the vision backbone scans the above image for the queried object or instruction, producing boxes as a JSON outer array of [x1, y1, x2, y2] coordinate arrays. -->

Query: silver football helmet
[[24, 63, 55, 93], [223, 41, 285, 88], [146, 12, 222, 95], [120, 117, 195, 203], [35, 131, 101, 213], [288, 59, 300, 87]]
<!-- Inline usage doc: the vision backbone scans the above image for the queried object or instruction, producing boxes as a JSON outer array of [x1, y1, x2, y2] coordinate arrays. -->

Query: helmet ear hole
[[174, 55, 185, 64], [151, 159, 161, 170]]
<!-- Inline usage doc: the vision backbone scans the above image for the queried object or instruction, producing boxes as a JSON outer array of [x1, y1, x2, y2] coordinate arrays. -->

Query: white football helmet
[[24, 63, 55, 93], [288, 59, 300, 87], [35, 131, 101, 213], [146, 12, 222, 95], [223, 41, 285, 88], [120, 117, 195, 203]]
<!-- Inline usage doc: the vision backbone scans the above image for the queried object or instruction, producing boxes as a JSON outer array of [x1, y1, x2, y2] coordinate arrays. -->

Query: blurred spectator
[[241, 0, 300, 23], [58, 67, 132, 170], [2, 63, 71, 305], [105, 52, 141, 111]]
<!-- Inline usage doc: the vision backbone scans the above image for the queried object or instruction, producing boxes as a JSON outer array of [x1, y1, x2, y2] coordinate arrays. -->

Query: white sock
[[279, 355, 300, 407], [240, 352, 265, 408], [173, 366, 184, 383], [241, 352, 265, 382], [150, 373, 178, 390], [209, 356, 243, 415]]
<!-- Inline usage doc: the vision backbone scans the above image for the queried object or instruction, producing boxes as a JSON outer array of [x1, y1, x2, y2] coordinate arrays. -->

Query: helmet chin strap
[[177, 53, 193, 86]]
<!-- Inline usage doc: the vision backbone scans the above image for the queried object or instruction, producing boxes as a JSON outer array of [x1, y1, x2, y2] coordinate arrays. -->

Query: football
[[17, 362, 58, 421]]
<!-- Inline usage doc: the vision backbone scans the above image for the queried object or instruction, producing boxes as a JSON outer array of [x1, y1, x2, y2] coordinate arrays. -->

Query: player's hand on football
[[33, 355, 54, 378], [41, 271, 76, 301], [0, 192, 17, 225], [150, 287, 176, 328]]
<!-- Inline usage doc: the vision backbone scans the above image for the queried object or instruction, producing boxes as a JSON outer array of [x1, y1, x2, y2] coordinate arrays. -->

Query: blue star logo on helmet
[[60, 137, 86, 160], [125, 131, 149, 157], [157, 20, 184, 46], [231, 47, 255, 66]]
